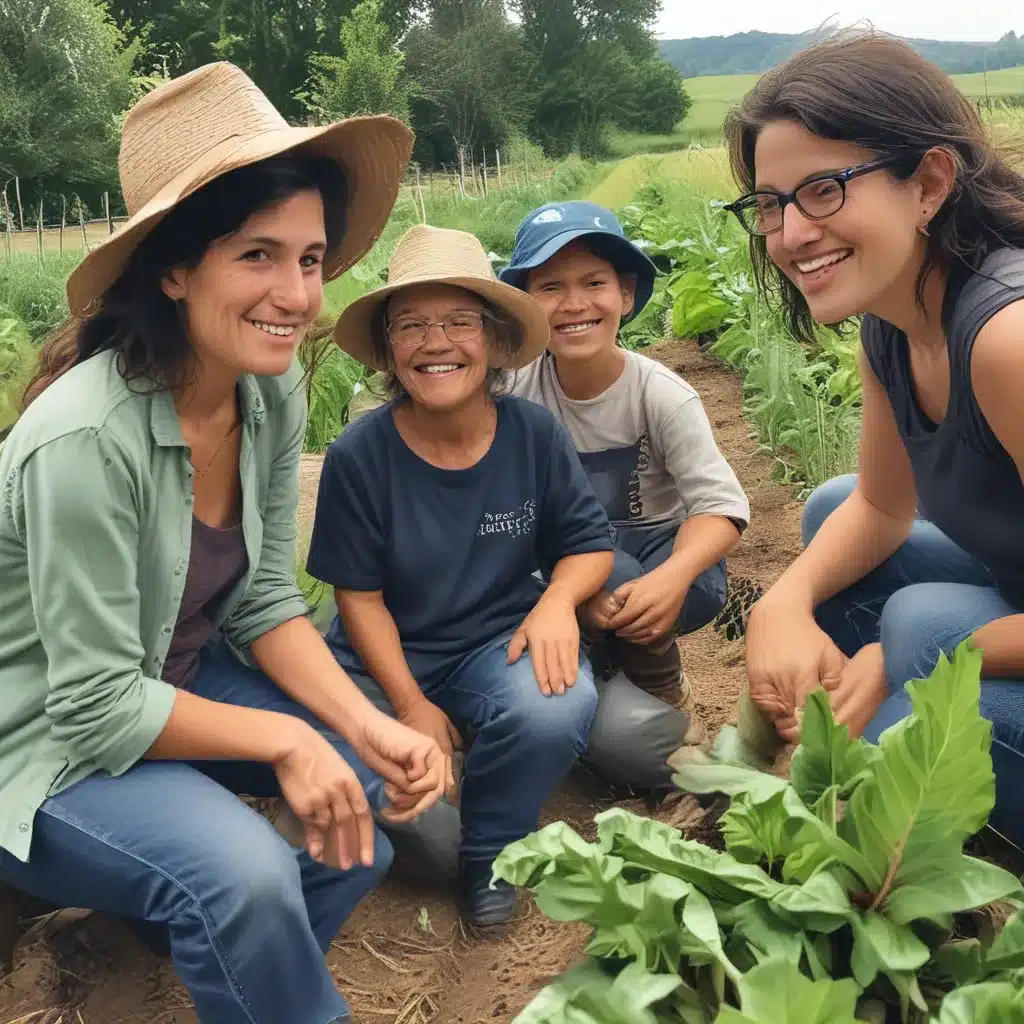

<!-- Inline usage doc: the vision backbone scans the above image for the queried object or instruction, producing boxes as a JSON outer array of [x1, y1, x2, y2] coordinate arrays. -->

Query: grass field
[[674, 64, 1024, 143]]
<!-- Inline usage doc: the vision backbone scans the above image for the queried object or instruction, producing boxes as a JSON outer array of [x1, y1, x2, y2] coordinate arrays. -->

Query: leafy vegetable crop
[[493, 642, 1024, 1022]]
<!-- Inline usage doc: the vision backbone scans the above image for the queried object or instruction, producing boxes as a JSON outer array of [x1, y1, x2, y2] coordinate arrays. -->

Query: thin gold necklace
[[192, 419, 241, 481]]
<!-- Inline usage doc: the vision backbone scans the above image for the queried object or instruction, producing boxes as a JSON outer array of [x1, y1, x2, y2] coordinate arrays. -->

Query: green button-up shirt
[[0, 349, 310, 861]]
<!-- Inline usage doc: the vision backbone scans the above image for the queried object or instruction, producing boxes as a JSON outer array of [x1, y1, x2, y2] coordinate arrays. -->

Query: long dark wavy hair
[[23, 152, 346, 408], [724, 29, 1024, 343]]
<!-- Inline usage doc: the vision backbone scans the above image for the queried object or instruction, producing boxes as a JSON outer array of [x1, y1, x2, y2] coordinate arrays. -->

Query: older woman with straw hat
[[306, 223, 615, 926], [0, 63, 450, 1022]]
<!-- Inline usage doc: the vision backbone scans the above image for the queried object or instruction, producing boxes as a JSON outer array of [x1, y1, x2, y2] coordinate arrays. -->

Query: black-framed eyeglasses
[[723, 155, 909, 236], [386, 310, 497, 348]]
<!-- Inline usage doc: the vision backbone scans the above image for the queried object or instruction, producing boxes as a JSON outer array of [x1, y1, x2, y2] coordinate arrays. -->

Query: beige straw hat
[[334, 223, 550, 371], [65, 62, 413, 317]]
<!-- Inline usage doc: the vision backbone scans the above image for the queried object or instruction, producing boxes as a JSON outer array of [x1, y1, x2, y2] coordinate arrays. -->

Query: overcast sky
[[654, 1, 1023, 42]]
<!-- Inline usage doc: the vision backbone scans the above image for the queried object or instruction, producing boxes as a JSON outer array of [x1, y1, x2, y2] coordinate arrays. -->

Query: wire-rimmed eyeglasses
[[723, 155, 909, 236], [386, 310, 497, 348]]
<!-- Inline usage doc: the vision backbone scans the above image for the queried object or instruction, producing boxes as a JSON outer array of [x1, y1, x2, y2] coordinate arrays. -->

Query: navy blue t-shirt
[[306, 395, 614, 685]]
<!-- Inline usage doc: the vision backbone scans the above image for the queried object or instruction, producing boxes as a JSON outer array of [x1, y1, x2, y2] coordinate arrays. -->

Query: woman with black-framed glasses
[[726, 30, 1024, 850]]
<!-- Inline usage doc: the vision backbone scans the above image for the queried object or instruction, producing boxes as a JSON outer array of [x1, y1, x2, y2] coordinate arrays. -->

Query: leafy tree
[[0, 0, 142, 212], [298, 0, 410, 123], [403, 1, 530, 169]]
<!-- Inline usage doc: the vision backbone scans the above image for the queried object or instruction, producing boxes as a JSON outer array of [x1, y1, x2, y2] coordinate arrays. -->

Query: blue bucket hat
[[498, 200, 657, 323]]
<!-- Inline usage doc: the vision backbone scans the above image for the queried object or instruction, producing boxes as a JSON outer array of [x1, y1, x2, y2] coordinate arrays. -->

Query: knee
[[801, 474, 857, 546], [878, 584, 972, 689], [503, 663, 599, 745]]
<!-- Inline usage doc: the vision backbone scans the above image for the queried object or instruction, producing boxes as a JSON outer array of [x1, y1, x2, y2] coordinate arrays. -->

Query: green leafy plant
[[0, 305, 36, 442], [493, 642, 1024, 1022]]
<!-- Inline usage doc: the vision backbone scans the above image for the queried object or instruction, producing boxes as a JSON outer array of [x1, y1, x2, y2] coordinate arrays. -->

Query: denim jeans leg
[[802, 475, 997, 656], [861, 581, 1024, 849], [431, 633, 599, 862], [186, 641, 394, 949], [0, 761, 353, 1024]]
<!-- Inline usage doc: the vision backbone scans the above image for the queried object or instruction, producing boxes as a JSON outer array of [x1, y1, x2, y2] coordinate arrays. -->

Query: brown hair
[[23, 153, 346, 408], [367, 291, 522, 402], [724, 29, 1024, 343]]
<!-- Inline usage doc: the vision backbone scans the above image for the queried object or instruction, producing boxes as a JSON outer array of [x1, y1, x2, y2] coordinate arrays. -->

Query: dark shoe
[[609, 634, 685, 706], [459, 857, 517, 927]]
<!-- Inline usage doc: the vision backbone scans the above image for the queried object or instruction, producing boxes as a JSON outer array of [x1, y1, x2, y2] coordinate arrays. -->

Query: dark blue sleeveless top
[[860, 247, 1024, 609]]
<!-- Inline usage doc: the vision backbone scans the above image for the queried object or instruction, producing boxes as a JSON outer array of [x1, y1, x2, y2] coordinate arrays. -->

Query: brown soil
[[0, 338, 804, 1024]]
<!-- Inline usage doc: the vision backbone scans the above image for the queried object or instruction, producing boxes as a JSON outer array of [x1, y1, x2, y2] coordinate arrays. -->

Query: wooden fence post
[[481, 148, 488, 196], [104, 192, 113, 234], [14, 177, 23, 232], [78, 199, 89, 253], [36, 199, 43, 261], [414, 165, 427, 223], [60, 195, 66, 257], [496, 148, 503, 189]]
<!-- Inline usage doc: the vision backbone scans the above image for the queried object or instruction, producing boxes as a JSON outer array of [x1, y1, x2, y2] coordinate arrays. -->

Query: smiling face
[[754, 120, 936, 325], [161, 189, 327, 378], [386, 283, 491, 413], [525, 240, 635, 363]]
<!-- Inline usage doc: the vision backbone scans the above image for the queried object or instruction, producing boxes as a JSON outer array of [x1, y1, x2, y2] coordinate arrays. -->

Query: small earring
[[918, 210, 930, 237]]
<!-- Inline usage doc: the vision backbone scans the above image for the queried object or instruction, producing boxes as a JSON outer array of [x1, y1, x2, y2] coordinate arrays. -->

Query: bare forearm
[[248, 615, 379, 745], [772, 488, 913, 610], [970, 615, 1024, 678], [335, 591, 425, 715], [546, 550, 614, 607], [665, 514, 741, 584], [146, 688, 299, 762]]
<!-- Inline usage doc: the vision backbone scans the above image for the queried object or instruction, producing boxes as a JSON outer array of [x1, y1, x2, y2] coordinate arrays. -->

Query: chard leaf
[[935, 980, 1024, 1023], [670, 759, 790, 805], [513, 958, 687, 1024], [728, 900, 804, 966], [881, 851, 1023, 926], [986, 909, 1024, 970], [849, 910, 930, 988], [933, 909, 1024, 985], [841, 643, 996, 902], [719, 790, 791, 866], [713, 959, 861, 1023], [493, 820, 606, 889], [789, 689, 881, 805]]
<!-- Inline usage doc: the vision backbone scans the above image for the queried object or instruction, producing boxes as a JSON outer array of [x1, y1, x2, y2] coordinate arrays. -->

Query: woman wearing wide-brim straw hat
[[0, 62, 451, 1022], [306, 223, 615, 926]]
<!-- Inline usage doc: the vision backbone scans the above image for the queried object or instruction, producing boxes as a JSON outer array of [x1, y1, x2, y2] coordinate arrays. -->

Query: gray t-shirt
[[510, 350, 750, 532]]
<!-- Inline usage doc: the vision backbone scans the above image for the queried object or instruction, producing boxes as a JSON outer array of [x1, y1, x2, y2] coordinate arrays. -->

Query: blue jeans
[[804, 475, 1024, 848], [351, 631, 599, 864], [605, 521, 727, 635], [0, 642, 393, 1024]]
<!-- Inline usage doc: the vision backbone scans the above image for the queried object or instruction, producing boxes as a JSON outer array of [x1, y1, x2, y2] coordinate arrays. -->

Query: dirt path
[[0, 338, 805, 1024]]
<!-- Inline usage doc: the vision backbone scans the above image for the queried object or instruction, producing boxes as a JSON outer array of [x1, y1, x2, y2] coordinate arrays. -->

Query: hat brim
[[497, 229, 658, 322], [66, 116, 414, 318], [333, 272, 552, 372]]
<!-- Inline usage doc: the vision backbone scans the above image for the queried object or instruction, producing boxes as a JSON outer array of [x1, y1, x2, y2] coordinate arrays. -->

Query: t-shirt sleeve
[[305, 429, 387, 591], [537, 415, 615, 564], [653, 380, 751, 531]]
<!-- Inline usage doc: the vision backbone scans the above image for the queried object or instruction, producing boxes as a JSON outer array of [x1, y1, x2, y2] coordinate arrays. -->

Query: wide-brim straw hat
[[334, 224, 551, 371], [65, 62, 413, 317]]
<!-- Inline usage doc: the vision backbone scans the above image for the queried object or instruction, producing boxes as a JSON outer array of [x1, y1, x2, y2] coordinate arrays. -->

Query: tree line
[[0, 0, 689, 224], [659, 28, 1024, 79]]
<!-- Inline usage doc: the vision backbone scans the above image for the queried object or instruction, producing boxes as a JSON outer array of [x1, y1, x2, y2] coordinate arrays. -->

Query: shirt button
[[162, 626, 172, 635], [185, 496, 194, 506], [18, 823, 28, 832]]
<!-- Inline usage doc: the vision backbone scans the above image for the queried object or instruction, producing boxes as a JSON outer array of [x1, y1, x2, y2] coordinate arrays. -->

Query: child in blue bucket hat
[[502, 200, 751, 739]]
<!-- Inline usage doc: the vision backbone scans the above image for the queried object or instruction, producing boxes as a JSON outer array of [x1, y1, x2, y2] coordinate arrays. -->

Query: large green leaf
[[713, 959, 861, 1023], [849, 910, 930, 988], [789, 690, 881, 806], [719, 790, 791, 866], [513, 958, 688, 1024], [935, 979, 1024, 1023], [841, 643, 996, 903], [934, 909, 1024, 985]]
